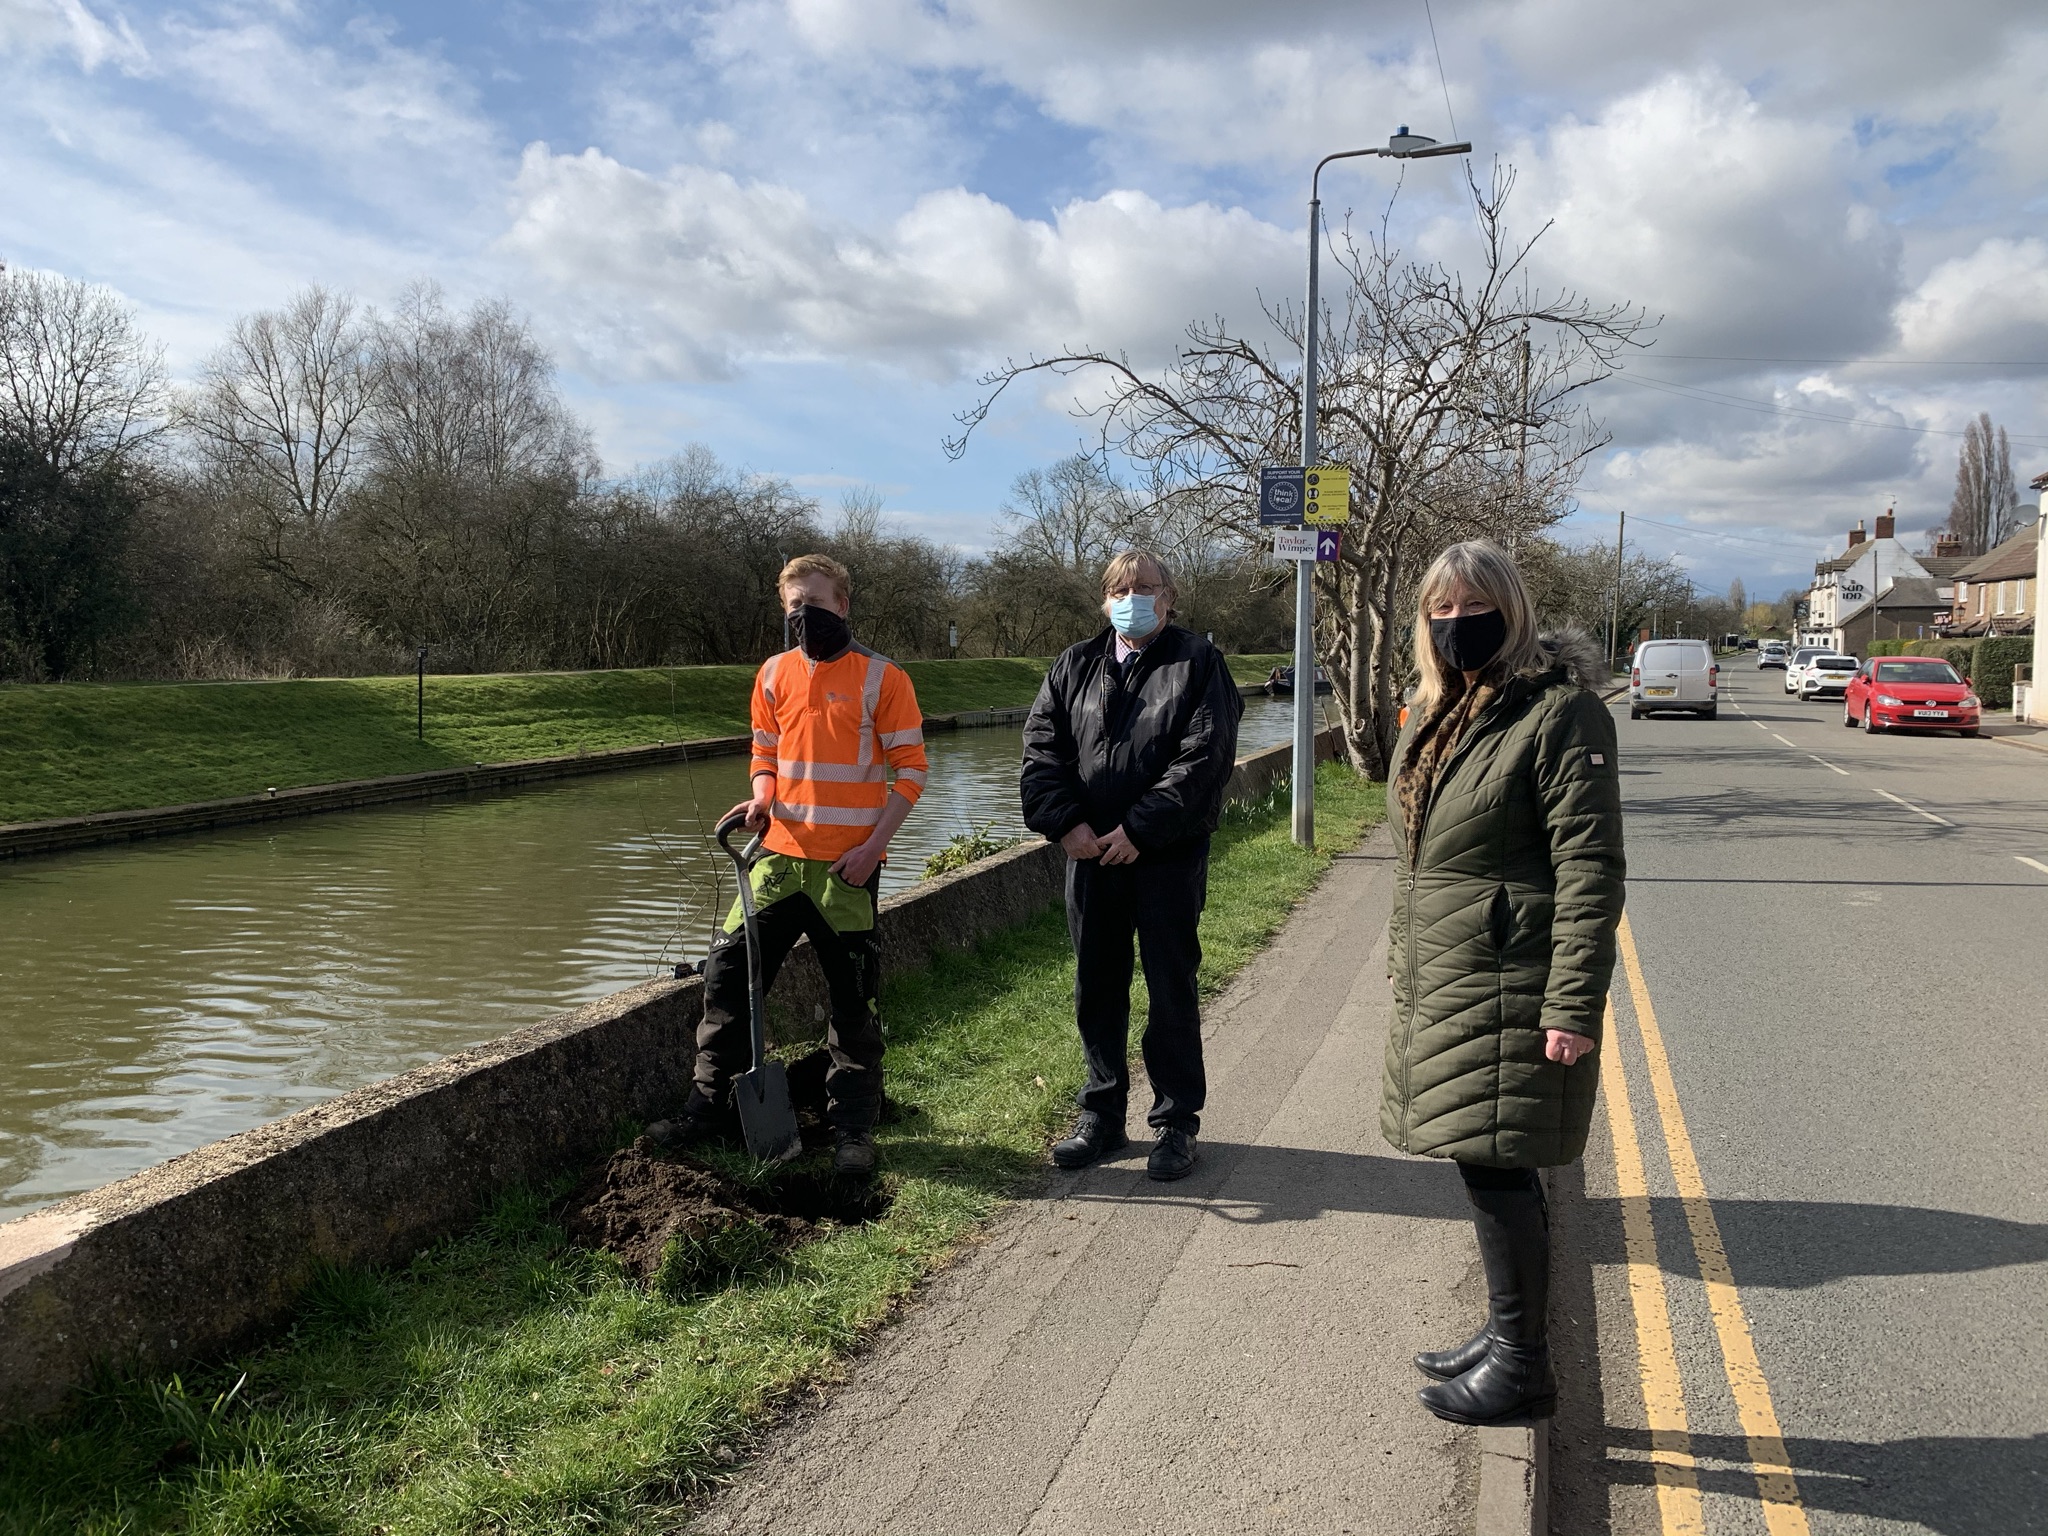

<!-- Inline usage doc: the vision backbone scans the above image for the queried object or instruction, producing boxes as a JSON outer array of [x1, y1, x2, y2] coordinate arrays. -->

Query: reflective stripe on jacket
[[750, 643, 928, 861]]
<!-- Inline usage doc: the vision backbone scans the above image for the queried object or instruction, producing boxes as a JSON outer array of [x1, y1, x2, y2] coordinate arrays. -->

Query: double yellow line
[[1602, 913, 1810, 1536]]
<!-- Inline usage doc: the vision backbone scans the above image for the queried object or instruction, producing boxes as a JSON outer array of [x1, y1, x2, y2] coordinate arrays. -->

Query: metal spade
[[716, 812, 803, 1165]]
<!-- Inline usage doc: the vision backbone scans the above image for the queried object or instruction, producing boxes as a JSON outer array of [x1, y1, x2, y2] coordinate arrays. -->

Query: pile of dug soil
[[561, 1147, 815, 1283]]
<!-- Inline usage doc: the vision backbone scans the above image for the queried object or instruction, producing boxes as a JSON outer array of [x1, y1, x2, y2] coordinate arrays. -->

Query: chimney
[[1848, 519, 1866, 548], [1934, 533, 1961, 558], [1875, 508, 1896, 541]]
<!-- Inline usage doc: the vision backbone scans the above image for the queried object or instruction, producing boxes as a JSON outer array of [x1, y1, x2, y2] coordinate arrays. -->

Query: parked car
[[1798, 654, 1861, 700], [1630, 638, 1717, 719], [1758, 641, 1788, 670], [1843, 657, 1982, 737], [1783, 647, 1831, 694]]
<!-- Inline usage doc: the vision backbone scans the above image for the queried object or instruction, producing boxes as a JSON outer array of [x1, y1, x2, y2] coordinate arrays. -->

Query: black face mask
[[1429, 609, 1508, 673], [789, 603, 851, 661]]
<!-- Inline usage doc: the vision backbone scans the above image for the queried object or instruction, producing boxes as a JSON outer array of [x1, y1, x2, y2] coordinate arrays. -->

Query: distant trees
[[0, 269, 1294, 683], [1945, 413, 2019, 557], [0, 268, 165, 678]]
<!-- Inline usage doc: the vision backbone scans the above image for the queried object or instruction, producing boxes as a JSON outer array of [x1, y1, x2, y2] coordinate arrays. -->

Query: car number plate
[[1646, 687, 1676, 696], [1912, 709, 1948, 718]]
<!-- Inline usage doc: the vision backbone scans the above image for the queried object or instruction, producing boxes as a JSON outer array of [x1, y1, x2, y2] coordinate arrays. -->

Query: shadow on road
[[1602, 1426, 2048, 1536], [1699, 1197, 2048, 1289], [1063, 1145, 2048, 1285]]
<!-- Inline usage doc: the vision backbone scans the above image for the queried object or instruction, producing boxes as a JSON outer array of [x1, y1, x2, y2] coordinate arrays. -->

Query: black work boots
[[1417, 1177, 1557, 1425], [1051, 1111, 1129, 1169], [645, 1087, 733, 1150]]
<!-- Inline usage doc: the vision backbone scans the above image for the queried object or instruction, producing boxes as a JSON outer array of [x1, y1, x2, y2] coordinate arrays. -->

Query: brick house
[[1944, 525, 2039, 637]]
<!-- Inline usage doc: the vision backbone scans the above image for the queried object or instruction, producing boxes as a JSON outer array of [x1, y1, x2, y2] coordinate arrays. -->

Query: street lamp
[[1293, 127, 1472, 847]]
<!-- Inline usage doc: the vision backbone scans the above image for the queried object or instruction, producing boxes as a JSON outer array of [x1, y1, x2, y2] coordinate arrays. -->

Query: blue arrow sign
[[1316, 529, 1340, 562], [1259, 465, 1304, 526]]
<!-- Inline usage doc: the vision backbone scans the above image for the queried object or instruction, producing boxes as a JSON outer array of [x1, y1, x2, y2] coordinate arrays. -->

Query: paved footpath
[[694, 828, 1495, 1536]]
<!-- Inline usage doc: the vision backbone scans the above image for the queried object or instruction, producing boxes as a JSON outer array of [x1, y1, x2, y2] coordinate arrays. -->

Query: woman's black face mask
[[1429, 608, 1508, 673], [790, 603, 851, 660]]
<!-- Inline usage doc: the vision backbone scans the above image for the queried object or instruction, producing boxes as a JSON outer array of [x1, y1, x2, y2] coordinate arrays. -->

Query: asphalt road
[[1552, 666, 2048, 1536]]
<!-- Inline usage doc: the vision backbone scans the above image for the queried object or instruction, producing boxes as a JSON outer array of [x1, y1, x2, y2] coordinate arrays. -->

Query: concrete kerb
[[0, 728, 1335, 1426]]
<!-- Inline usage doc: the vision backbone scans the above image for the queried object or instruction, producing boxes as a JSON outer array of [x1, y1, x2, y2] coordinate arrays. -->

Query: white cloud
[[1520, 72, 1901, 360], [0, 0, 147, 73], [502, 144, 1297, 378], [1896, 238, 2048, 365]]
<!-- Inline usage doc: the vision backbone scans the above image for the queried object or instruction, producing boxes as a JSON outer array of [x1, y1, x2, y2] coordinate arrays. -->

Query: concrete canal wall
[[0, 729, 1336, 1425]]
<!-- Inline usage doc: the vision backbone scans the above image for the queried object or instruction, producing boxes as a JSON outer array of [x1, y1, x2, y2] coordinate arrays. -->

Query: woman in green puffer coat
[[1382, 538, 1625, 1427]]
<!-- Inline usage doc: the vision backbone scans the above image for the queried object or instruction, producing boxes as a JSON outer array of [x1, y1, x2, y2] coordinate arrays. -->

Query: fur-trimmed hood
[[1529, 627, 1609, 691]]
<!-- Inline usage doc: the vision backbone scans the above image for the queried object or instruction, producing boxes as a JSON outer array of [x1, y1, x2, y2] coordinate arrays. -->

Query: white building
[[1804, 513, 1934, 653]]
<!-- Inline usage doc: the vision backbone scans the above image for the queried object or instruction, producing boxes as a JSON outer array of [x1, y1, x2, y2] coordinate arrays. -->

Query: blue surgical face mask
[[1109, 592, 1158, 639]]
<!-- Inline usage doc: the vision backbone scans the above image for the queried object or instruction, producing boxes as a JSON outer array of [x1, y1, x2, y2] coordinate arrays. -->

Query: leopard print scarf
[[1396, 680, 1497, 869]]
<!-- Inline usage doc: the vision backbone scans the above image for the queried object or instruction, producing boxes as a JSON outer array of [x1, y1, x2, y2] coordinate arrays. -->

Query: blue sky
[[6, 0, 2048, 602]]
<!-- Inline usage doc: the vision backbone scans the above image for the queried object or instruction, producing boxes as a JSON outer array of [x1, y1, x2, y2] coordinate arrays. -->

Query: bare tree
[[949, 167, 1649, 776], [0, 266, 167, 473], [1000, 454, 1135, 575], [1945, 413, 2018, 556], [183, 286, 373, 587]]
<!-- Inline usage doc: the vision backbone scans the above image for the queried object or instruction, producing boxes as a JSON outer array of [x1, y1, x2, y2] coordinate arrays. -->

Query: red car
[[1842, 657, 1982, 737]]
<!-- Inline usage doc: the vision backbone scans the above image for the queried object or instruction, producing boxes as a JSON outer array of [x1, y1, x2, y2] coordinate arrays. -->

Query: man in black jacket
[[1020, 550, 1244, 1180]]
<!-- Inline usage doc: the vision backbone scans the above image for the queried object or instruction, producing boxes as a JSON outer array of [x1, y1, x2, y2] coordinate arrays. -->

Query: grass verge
[[0, 655, 1289, 825], [0, 761, 1378, 1536]]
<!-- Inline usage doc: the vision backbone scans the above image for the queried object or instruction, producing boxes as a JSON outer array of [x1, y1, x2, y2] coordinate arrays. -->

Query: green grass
[[0, 655, 1289, 825], [0, 763, 1380, 1536]]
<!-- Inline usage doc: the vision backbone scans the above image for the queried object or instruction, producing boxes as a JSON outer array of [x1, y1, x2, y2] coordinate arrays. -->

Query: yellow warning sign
[[1303, 466, 1350, 526]]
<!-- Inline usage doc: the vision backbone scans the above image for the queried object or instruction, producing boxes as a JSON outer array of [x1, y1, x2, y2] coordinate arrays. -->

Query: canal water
[[0, 697, 1305, 1217]]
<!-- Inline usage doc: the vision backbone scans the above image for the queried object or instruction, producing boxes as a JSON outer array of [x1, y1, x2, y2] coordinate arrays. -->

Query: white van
[[1631, 639, 1717, 720]]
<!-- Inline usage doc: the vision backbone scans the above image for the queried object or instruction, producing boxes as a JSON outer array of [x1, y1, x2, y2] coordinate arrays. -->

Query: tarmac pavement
[[693, 829, 1498, 1536], [1552, 667, 2048, 1536]]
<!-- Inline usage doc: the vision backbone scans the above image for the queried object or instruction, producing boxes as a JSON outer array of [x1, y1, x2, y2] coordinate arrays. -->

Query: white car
[[1799, 654, 1860, 700], [1758, 642, 1788, 670], [1783, 647, 1831, 695]]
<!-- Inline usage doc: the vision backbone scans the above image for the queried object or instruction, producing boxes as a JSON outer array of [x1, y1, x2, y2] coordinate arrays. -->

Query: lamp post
[[1293, 127, 1471, 846]]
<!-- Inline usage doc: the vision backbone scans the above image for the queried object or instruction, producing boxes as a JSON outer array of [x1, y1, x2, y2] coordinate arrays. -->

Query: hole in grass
[[559, 1144, 895, 1296]]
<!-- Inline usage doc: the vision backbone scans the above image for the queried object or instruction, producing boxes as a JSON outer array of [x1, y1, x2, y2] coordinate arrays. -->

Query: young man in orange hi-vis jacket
[[656, 553, 928, 1175]]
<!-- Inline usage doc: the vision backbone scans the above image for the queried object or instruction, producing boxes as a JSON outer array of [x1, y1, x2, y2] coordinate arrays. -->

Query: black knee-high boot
[[1418, 1176, 1557, 1424]]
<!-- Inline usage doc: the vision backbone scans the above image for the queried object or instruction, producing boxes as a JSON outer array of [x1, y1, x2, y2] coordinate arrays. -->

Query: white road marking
[[1805, 755, 1850, 777], [2017, 856, 2048, 877], [1755, 721, 1770, 732], [1873, 787, 1953, 826], [1772, 733, 1798, 748]]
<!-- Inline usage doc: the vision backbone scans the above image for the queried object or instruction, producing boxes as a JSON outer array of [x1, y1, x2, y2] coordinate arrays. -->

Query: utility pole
[[1609, 509, 1626, 673], [416, 647, 427, 742]]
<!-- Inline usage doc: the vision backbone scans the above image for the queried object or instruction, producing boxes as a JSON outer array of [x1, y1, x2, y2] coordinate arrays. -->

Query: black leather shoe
[[1051, 1111, 1128, 1169], [1147, 1126, 1198, 1181], [1415, 1325, 1495, 1382], [1416, 1339, 1557, 1424], [832, 1130, 877, 1177], [646, 1087, 733, 1149]]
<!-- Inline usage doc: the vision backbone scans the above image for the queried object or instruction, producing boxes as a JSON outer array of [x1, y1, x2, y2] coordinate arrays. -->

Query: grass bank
[[0, 762, 1382, 1536], [0, 654, 1289, 825]]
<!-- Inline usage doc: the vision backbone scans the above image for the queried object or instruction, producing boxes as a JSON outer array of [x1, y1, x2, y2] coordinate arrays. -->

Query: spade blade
[[733, 1059, 802, 1165]]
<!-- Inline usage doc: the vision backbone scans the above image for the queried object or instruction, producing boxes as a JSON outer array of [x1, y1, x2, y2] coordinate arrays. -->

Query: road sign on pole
[[1272, 528, 1317, 562], [1303, 466, 1350, 526], [1315, 529, 1340, 562], [1259, 466, 1305, 525]]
